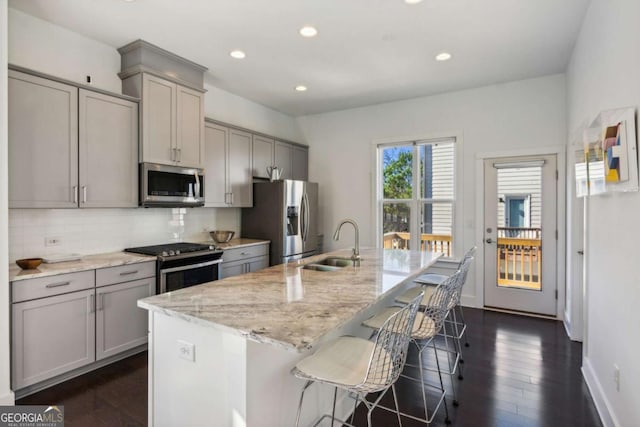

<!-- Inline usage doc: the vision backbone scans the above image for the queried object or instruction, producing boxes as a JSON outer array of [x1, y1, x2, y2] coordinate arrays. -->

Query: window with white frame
[[378, 138, 456, 256]]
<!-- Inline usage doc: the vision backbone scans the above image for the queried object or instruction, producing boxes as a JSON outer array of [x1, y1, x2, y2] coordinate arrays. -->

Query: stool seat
[[415, 273, 449, 286], [363, 307, 437, 340], [293, 336, 391, 392]]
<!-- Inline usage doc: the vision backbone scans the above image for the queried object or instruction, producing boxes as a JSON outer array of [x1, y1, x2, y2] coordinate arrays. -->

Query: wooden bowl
[[16, 258, 43, 270]]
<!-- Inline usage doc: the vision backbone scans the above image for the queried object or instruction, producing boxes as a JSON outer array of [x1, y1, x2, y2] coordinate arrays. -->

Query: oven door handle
[[160, 259, 222, 274]]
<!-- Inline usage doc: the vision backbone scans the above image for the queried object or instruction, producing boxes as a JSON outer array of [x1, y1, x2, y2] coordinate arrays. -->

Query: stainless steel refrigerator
[[241, 180, 318, 266]]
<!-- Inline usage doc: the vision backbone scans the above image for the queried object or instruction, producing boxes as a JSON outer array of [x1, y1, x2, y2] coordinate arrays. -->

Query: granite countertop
[[203, 238, 270, 250], [9, 252, 156, 282], [138, 248, 441, 352]]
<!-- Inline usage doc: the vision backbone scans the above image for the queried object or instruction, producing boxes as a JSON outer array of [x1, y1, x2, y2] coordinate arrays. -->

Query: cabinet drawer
[[222, 244, 269, 263], [12, 271, 95, 303], [96, 261, 156, 287]]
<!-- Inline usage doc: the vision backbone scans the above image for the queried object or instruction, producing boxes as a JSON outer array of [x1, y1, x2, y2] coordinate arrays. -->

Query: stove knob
[[209, 245, 214, 250], [168, 250, 175, 256], [175, 250, 181, 255], [161, 251, 168, 257]]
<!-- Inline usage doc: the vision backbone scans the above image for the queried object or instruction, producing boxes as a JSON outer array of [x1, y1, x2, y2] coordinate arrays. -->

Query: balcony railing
[[383, 232, 452, 256], [383, 227, 542, 290], [497, 227, 541, 290]]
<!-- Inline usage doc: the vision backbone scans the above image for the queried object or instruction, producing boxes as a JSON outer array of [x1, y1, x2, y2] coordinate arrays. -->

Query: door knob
[[485, 238, 494, 244]]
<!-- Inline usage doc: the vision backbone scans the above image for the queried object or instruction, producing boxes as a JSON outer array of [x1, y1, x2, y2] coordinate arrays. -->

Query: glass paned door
[[483, 155, 557, 316]]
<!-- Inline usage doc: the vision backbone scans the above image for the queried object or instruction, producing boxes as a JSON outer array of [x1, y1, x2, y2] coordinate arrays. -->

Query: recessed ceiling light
[[299, 26, 318, 38], [404, 0, 423, 4], [230, 50, 246, 59], [435, 52, 452, 61], [295, 85, 308, 92]]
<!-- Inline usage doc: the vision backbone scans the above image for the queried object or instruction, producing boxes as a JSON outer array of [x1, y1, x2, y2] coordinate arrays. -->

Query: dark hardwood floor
[[17, 308, 602, 427]]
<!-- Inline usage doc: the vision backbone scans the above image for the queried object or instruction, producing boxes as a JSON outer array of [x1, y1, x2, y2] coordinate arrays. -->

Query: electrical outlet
[[178, 340, 195, 362], [45, 237, 62, 247], [613, 364, 620, 392]]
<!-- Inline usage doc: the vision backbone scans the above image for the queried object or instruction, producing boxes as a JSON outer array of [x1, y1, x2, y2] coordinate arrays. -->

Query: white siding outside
[[496, 167, 542, 229], [427, 143, 454, 235]]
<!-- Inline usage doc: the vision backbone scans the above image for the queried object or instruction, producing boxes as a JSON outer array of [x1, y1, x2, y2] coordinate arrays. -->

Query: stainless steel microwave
[[140, 163, 205, 207]]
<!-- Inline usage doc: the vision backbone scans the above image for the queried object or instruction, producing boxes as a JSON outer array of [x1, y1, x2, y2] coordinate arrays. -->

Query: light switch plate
[[178, 340, 195, 362]]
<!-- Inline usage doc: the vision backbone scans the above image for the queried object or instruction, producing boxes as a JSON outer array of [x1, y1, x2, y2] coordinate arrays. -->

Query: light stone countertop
[[201, 238, 270, 250], [9, 252, 156, 282], [138, 248, 442, 352]]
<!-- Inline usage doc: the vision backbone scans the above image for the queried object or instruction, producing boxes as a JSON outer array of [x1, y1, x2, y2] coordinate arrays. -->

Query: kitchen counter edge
[[9, 252, 157, 282]]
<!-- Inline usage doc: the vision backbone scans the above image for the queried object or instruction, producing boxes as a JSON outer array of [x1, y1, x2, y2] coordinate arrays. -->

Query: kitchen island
[[138, 248, 441, 426]]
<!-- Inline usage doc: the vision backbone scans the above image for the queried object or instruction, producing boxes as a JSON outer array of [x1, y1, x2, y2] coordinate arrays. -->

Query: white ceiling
[[9, 0, 590, 116]]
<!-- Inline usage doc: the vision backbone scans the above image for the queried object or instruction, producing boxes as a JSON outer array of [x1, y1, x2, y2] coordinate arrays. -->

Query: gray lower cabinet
[[96, 277, 155, 360], [12, 272, 96, 389], [220, 244, 269, 279], [8, 68, 139, 209], [11, 262, 155, 392]]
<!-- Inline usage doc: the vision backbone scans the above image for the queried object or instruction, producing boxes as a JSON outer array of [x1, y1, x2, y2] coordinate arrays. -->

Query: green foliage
[[383, 149, 413, 199]]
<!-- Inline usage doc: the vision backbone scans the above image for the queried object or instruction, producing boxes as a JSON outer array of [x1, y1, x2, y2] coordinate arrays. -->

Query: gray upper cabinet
[[8, 68, 139, 209], [79, 89, 138, 208], [228, 129, 253, 207], [176, 85, 205, 167], [204, 123, 229, 207], [252, 135, 274, 178], [8, 70, 79, 208], [204, 122, 252, 207], [141, 73, 176, 165], [124, 72, 204, 168], [274, 141, 293, 180], [292, 145, 309, 181], [274, 141, 309, 181]]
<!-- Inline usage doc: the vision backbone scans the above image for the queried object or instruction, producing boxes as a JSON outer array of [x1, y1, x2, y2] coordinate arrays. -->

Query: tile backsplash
[[9, 207, 240, 262]]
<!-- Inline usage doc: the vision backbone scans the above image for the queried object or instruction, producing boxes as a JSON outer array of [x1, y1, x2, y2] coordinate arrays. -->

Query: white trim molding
[[474, 145, 567, 317], [582, 357, 618, 427]]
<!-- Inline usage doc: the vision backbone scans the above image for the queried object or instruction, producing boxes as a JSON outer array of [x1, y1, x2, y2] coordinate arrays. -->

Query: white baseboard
[[582, 357, 618, 427], [460, 294, 478, 308], [563, 310, 571, 338], [0, 390, 15, 406]]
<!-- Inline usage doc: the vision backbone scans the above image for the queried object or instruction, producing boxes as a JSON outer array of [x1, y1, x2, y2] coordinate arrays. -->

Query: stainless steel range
[[125, 243, 223, 294]]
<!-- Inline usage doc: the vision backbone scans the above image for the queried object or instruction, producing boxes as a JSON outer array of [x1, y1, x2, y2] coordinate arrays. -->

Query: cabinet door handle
[[82, 186, 87, 203], [73, 186, 78, 204], [97, 294, 104, 311], [230, 192, 234, 205], [46, 281, 71, 288], [177, 148, 182, 162], [90, 295, 95, 313], [171, 148, 176, 162], [119, 270, 139, 276]]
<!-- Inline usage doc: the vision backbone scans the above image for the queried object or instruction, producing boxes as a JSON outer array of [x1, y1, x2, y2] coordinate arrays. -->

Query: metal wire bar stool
[[394, 254, 474, 406], [291, 292, 423, 427], [362, 278, 459, 425]]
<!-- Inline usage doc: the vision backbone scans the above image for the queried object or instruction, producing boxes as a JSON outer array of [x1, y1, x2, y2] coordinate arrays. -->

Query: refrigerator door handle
[[300, 193, 307, 242], [302, 192, 310, 244]]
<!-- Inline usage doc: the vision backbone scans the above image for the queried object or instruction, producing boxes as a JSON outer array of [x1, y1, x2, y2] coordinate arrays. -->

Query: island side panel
[[245, 278, 417, 426], [149, 312, 248, 427]]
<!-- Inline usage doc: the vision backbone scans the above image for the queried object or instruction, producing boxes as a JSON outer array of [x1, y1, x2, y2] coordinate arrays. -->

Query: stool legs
[[295, 380, 312, 427]]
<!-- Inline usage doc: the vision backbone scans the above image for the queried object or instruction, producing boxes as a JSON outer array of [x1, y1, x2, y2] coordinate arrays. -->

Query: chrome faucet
[[333, 218, 361, 266]]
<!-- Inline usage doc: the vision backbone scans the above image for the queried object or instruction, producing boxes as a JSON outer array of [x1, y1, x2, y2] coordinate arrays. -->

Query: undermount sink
[[302, 257, 358, 272]]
